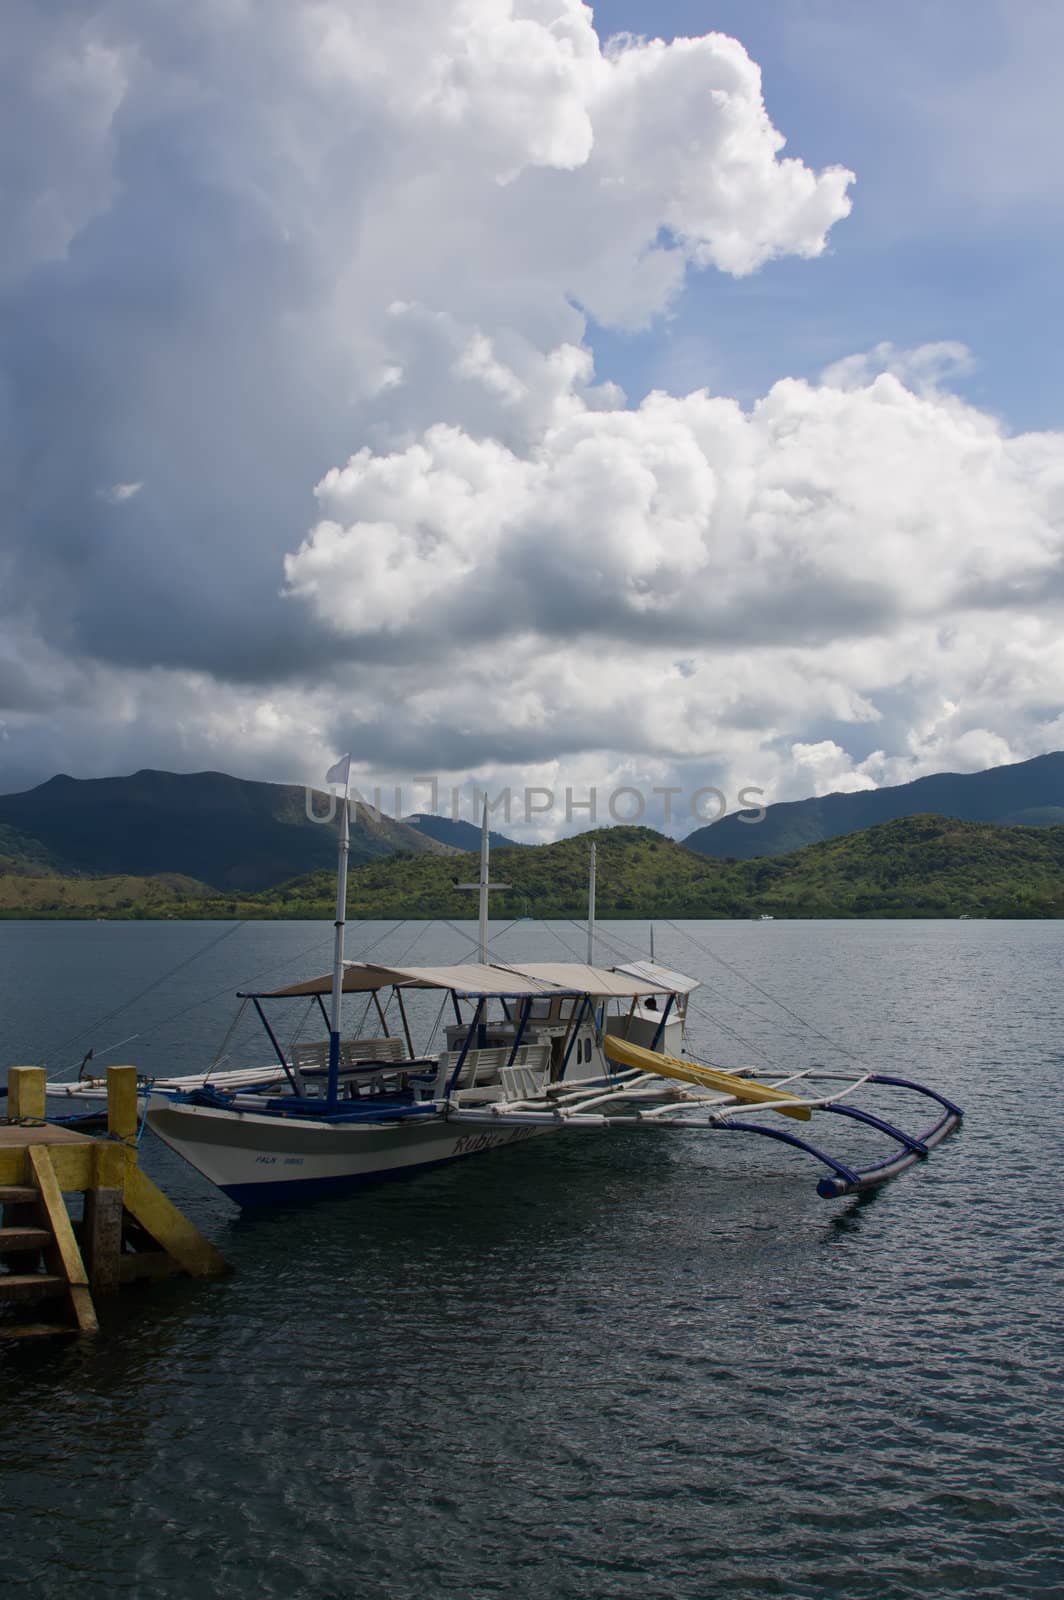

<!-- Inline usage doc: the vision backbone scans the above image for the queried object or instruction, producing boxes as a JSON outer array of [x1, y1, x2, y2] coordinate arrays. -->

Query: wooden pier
[[1, 1066, 229, 1340]]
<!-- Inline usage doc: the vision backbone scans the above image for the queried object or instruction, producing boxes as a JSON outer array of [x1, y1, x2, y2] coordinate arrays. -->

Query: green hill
[[0, 769, 450, 892], [686, 750, 1064, 860], [724, 814, 1064, 918], [2, 813, 1062, 920], [131, 815, 1064, 921], [0, 823, 67, 876], [0, 869, 212, 916], [220, 824, 714, 919]]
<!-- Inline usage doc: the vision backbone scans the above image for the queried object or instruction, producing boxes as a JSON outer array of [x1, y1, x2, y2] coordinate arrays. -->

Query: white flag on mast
[[326, 753, 352, 790]]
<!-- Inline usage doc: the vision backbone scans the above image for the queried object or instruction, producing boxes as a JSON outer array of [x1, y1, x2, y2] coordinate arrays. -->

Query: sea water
[[1, 918, 1062, 1599]]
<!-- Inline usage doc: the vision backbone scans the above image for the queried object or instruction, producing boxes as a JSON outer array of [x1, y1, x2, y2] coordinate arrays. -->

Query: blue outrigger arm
[[717, 1072, 962, 1199]]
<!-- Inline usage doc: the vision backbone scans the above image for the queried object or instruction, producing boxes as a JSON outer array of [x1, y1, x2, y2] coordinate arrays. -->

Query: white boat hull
[[147, 1099, 552, 1205]]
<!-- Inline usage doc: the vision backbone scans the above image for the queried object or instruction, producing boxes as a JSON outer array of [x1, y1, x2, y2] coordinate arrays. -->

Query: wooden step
[[0, 1186, 39, 1205], [0, 1227, 50, 1254], [0, 1321, 77, 1340], [0, 1273, 67, 1304]]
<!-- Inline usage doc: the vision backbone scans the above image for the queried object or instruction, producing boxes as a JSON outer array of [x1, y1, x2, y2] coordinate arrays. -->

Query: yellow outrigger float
[[602, 1036, 813, 1121]]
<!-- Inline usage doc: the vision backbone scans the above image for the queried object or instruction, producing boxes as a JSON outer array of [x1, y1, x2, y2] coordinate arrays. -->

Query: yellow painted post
[[123, 1164, 231, 1279], [107, 1066, 140, 1142], [7, 1066, 47, 1122], [28, 1145, 99, 1334]]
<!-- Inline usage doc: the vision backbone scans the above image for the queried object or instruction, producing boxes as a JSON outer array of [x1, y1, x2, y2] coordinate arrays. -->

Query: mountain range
[[401, 814, 521, 852], [6, 815, 1059, 920], [0, 754, 1062, 912], [686, 750, 1064, 859], [0, 770, 452, 892]]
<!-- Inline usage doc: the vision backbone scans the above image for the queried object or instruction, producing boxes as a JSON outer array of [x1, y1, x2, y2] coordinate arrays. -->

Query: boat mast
[[327, 756, 352, 1107], [478, 800, 491, 962], [455, 798, 510, 963], [587, 841, 597, 965]]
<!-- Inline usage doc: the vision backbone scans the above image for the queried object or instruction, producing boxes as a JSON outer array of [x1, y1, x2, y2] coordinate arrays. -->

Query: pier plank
[[0, 1123, 94, 1147], [0, 1226, 50, 1254], [0, 1273, 67, 1303]]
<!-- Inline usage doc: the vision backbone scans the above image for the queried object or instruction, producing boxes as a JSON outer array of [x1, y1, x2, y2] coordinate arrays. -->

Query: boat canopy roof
[[252, 958, 698, 1001], [612, 959, 701, 996]]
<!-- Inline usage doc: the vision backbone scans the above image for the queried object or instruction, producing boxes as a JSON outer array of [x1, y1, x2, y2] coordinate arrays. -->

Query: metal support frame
[[506, 997, 533, 1069], [394, 986, 415, 1059], [445, 996, 485, 1097], [650, 993, 675, 1052], [372, 990, 392, 1038], [251, 998, 299, 1093], [559, 995, 592, 1081]]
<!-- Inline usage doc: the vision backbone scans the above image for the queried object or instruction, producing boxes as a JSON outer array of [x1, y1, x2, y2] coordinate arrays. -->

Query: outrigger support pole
[[822, 1102, 929, 1155], [868, 1073, 963, 1118], [714, 1118, 863, 1189], [815, 1084, 962, 1198], [718, 1072, 963, 1200]]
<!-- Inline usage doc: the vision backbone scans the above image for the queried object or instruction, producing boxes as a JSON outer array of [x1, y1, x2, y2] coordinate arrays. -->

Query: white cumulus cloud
[[1, 1, 1060, 828]]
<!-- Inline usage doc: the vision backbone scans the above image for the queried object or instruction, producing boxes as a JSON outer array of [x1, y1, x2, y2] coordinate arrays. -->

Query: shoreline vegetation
[[2, 816, 1063, 921]]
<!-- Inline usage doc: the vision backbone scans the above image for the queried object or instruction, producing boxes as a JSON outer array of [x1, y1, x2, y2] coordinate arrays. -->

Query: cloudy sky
[[2, 0, 1062, 836]]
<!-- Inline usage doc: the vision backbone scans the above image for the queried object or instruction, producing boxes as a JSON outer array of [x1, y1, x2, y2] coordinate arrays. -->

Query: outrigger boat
[[47, 778, 963, 1206]]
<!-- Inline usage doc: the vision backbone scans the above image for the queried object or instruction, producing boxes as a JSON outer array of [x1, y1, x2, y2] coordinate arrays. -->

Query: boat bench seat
[[440, 1042, 551, 1090], [292, 1036, 407, 1073]]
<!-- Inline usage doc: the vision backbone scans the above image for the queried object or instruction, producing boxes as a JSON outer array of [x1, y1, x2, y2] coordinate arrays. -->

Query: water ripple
[[2, 919, 1063, 1598]]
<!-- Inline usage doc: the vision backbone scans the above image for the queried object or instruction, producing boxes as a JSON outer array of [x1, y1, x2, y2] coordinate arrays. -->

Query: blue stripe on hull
[[220, 1150, 470, 1207]]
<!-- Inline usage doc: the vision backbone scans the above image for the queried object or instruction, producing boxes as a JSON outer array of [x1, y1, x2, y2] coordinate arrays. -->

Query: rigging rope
[[43, 916, 413, 1080], [662, 919, 864, 1065], [43, 921, 248, 1072], [424, 992, 449, 1053], [205, 996, 251, 1078], [562, 917, 783, 1070]]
